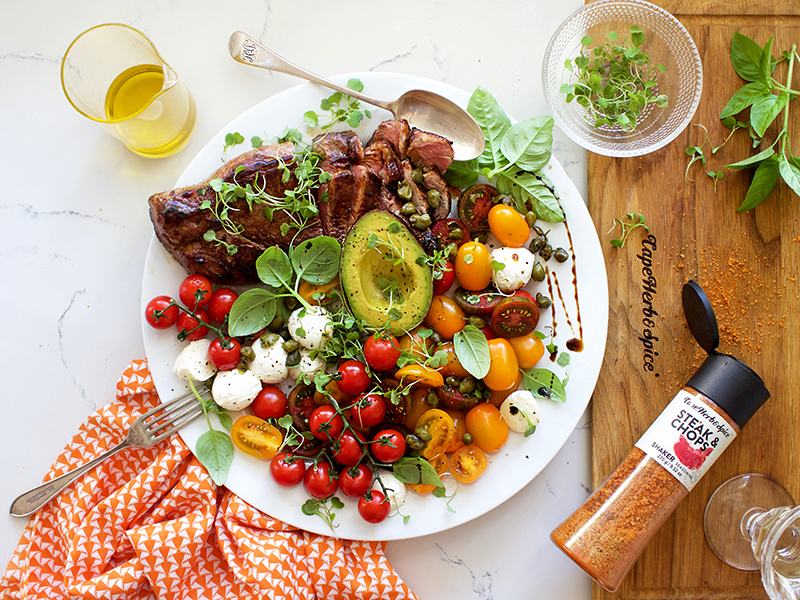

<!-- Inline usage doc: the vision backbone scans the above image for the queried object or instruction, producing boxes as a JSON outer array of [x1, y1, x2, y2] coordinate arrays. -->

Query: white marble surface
[[0, 1, 592, 598]]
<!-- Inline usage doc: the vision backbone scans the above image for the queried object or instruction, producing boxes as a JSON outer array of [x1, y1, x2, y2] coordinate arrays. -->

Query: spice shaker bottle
[[550, 280, 770, 592]]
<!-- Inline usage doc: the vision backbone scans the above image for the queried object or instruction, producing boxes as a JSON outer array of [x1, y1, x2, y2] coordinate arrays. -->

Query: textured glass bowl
[[542, 0, 702, 157]]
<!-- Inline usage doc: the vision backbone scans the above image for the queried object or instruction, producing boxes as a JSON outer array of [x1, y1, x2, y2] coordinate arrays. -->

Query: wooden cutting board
[[586, 1, 800, 598]]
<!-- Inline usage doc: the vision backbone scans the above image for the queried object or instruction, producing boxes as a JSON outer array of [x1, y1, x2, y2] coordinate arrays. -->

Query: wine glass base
[[704, 474, 795, 571]]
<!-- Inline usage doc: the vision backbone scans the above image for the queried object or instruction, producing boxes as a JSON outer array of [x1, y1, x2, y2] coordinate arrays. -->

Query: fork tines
[[141, 388, 209, 443]]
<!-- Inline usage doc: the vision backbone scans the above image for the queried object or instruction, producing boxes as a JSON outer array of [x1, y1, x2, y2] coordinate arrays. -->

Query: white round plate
[[142, 72, 608, 541]]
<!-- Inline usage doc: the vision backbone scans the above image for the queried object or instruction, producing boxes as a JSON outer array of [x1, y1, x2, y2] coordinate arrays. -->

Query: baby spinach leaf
[[256, 246, 294, 288], [738, 155, 780, 212], [467, 87, 511, 168], [730, 32, 767, 83], [291, 236, 341, 285], [453, 324, 490, 379], [196, 429, 234, 486], [228, 288, 277, 337], [500, 116, 554, 172]]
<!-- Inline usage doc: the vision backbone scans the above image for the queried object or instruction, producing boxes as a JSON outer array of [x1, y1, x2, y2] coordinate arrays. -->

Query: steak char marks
[[148, 120, 454, 284]]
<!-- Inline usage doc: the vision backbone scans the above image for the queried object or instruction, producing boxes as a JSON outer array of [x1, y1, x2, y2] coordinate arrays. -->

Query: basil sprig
[[453, 325, 490, 379]]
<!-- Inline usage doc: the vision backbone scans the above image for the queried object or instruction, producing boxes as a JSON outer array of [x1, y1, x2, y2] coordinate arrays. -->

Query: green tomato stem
[[782, 45, 797, 157]]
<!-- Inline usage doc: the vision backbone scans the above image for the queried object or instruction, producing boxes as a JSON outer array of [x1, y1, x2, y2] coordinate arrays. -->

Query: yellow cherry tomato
[[395, 364, 444, 388], [488, 204, 530, 248], [490, 372, 523, 407], [299, 274, 340, 305], [455, 241, 492, 291], [424, 295, 467, 340], [508, 332, 546, 369], [483, 338, 520, 391], [415, 408, 457, 460], [408, 453, 448, 494], [404, 387, 433, 431], [231, 415, 283, 460], [444, 409, 467, 453], [465, 403, 509, 453], [449, 444, 488, 483]]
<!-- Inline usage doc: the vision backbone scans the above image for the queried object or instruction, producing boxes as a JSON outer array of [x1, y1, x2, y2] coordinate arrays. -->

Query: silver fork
[[9, 387, 209, 518]]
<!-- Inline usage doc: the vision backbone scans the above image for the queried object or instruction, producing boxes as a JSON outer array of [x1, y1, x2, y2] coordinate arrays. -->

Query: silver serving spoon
[[228, 31, 485, 162]]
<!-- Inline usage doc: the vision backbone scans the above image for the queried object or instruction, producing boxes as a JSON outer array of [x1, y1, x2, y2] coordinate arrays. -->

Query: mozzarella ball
[[211, 369, 262, 411], [288, 348, 326, 380], [288, 306, 333, 350], [500, 390, 541, 433], [247, 337, 289, 384], [174, 339, 218, 382], [491, 247, 534, 293], [372, 471, 407, 512]]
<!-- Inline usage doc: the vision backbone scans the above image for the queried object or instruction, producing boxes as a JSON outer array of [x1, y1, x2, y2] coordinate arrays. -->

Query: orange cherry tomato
[[424, 295, 467, 340], [415, 408, 456, 460], [490, 371, 523, 407], [455, 241, 493, 291], [465, 403, 509, 453], [483, 338, 520, 391], [299, 274, 340, 305], [508, 332, 546, 369], [231, 415, 283, 460], [444, 409, 467, 453], [397, 327, 432, 361], [395, 364, 444, 388], [488, 204, 530, 248], [404, 387, 433, 431], [449, 444, 488, 483], [408, 453, 448, 494], [438, 342, 471, 379]]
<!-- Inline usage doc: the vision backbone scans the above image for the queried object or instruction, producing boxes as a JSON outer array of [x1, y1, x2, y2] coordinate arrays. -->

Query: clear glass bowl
[[542, 0, 702, 157]]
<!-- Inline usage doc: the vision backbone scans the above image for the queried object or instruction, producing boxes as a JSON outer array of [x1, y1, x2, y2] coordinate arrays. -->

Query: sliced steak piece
[[363, 140, 403, 186], [407, 128, 454, 174], [367, 119, 411, 160], [421, 167, 452, 222]]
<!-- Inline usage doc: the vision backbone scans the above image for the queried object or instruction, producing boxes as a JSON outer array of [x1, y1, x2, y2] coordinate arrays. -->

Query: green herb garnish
[[609, 212, 649, 248]]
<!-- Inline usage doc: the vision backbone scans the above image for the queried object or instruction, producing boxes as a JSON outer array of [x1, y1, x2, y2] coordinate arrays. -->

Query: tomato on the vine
[[371, 428, 407, 464], [336, 360, 371, 396], [483, 338, 520, 391], [432, 259, 456, 296], [208, 337, 241, 371], [231, 415, 282, 460], [303, 461, 338, 499], [309, 405, 344, 441], [207, 288, 239, 324], [358, 490, 391, 524], [177, 309, 210, 342], [179, 274, 213, 310], [424, 295, 466, 340], [465, 403, 509, 453], [363, 333, 401, 372], [455, 241, 492, 291], [251, 385, 288, 420], [145, 296, 179, 329], [270, 452, 306, 488], [339, 464, 374, 499], [349, 393, 387, 429], [449, 444, 488, 483], [333, 430, 366, 466], [488, 204, 530, 248]]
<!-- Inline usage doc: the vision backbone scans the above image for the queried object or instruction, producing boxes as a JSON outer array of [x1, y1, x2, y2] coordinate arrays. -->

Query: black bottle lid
[[682, 281, 769, 428]]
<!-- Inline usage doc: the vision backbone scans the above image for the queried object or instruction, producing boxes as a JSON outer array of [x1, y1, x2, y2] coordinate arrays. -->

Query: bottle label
[[634, 390, 737, 491]]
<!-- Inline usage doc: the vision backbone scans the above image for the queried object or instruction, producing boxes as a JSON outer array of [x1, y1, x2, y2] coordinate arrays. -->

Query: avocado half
[[341, 210, 433, 336]]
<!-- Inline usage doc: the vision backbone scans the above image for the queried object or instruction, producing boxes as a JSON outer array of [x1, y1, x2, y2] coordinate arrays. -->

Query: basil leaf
[[500, 116, 554, 172], [496, 171, 565, 223], [291, 236, 341, 285], [520, 368, 567, 403], [393, 457, 445, 492], [730, 32, 767, 83], [228, 288, 277, 337], [195, 429, 234, 486], [467, 87, 511, 168], [453, 324, 490, 379], [725, 146, 776, 169], [256, 246, 293, 287], [750, 91, 787, 138], [778, 153, 800, 196], [720, 82, 766, 120], [444, 159, 481, 188], [738, 155, 779, 212]]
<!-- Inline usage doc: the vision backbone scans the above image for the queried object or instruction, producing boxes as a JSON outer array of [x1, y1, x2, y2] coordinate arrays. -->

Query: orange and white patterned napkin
[[0, 360, 419, 600]]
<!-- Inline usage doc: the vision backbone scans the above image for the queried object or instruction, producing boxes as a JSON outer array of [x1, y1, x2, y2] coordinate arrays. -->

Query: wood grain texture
[[585, 2, 800, 599]]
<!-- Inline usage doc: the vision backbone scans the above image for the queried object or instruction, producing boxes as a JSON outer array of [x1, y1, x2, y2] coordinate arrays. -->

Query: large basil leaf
[[467, 87, 511, 168], [453, 324, 490, 379], [256, 246, 293, 288], [520, 368, 567, 403], [393, 457, 445, 494], [496, 171, 565, 223], [750, 91, 787, 138], [196, 429, 234, 486], [291, 236, 341, 285], [725, 146, 775, 169], [500, 116, 554, 172], [730, 32, 767, 83], [228, 288, 277, 337], [778, 153, 800, 196], [444, 159, 481, 189], [738, 155, 779, 212], [720, 82, 767, 120]]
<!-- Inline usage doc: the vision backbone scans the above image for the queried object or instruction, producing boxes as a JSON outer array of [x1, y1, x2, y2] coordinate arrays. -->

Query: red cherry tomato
[[251, 385, 288, 420], [333, 429, 366, 466], [432, 260, 456, 295], [514, 289, 535, 303], [208, 288, 239, 324], [208, 337, 241, 371], [179, 274, 213, 310], [336, 360, 371, 396], [349, 394, 387, 429], [303, 461, 338, 499], [145, 296, 179, 329], [371, 428, 407, 464], [309, 405, 344, 441], [177, 309, 210, 342], [339, 464, 374, 499], [358, 490, 391, 524], [270, 452, 307, 488], [363, 334, 401, 372]]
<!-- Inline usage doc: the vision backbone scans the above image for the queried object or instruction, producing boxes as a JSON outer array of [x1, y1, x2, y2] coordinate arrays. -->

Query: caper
[[445, 376, 461, 387], [462, 433, 474, 445], [285, 296, 299, 310], [525, 211, 537, 228], [425, 390, 439, 407], [397, 180, 413, 200], [406, 434, 427, 451], [260, 332, 280, 347], [554, 247, 570, 262], [286, 350, 301, 366], [411, 167, 424, 185], [446, 242, 458, 261], [279, 328, 293, 341], [482, 389, 494, 401], [410, 212, 432, 230], [533, 225, 547, 237], [539, 244, 553, 261], [236, 362, 248, 371], [282, 339, 300, 353], [473, 231, 488, 244], [400, 201, 417, 216], [529, 235, 548, 253], [459, 376, 476, 394], [429, 331, 443, 346], [446, 220, 461, 230], [536, 292, 552, 309], [240, 346, 255, 362], [414, 427, 433, 442], [468, 315, 486, 329], [268, 315, 285, 332], [531, 262, 546, 282], [426, 189, 442, 209], [447, 227, 464, 241]]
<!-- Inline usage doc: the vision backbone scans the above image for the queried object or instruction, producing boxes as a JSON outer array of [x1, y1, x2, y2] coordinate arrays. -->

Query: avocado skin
[[341, 210, 433, 336]]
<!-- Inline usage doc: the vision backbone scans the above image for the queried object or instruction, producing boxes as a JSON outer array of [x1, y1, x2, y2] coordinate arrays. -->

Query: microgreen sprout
[[608, 212, 650, 248]]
